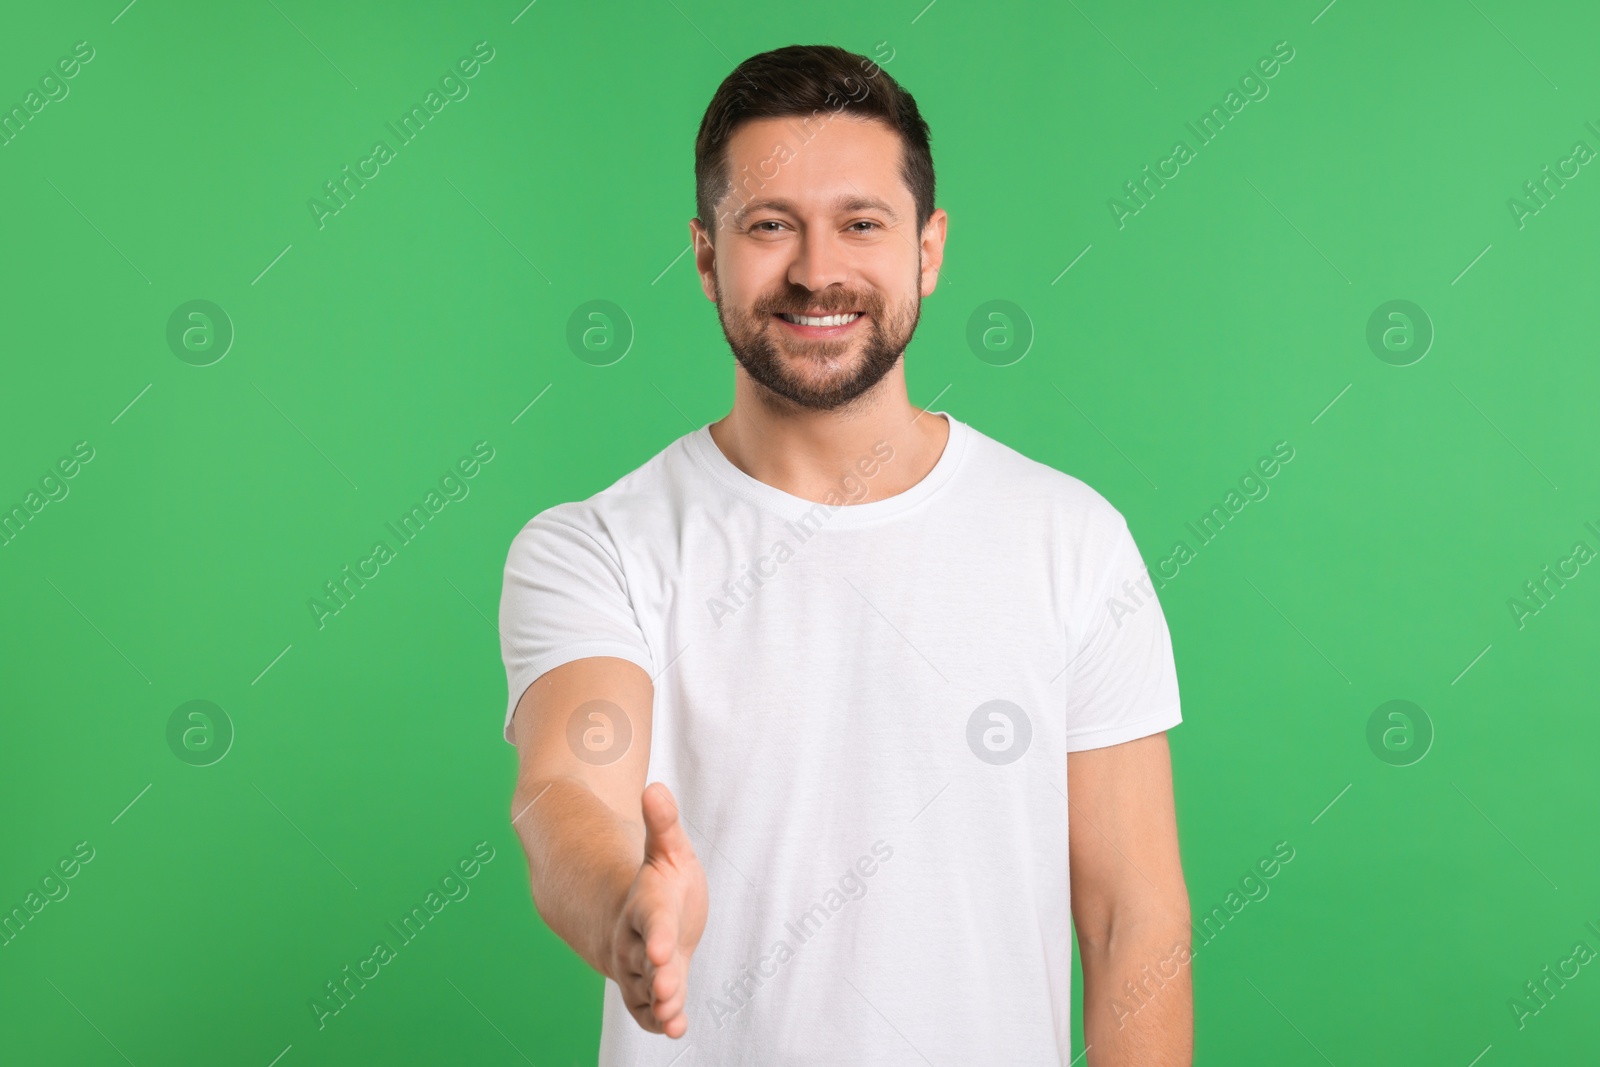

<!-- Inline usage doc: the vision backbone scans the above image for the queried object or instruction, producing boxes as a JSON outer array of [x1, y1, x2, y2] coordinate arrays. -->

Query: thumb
[[641, 782, 692, 866]]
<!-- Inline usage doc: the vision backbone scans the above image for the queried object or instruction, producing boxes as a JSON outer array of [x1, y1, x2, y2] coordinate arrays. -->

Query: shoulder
[[505, 430, 694, 562], [959, 419, 1129, 533]]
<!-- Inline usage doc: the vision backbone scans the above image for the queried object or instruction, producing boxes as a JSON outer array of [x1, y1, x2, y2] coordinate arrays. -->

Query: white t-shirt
[[499, 410, 1182, 1065]]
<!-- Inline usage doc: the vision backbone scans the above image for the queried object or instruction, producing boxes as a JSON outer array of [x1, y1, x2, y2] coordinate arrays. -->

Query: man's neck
[[707, 389, 950, 507]]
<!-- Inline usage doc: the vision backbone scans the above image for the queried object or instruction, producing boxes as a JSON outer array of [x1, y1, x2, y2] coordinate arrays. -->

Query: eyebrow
[[729, 194, 901, 228]]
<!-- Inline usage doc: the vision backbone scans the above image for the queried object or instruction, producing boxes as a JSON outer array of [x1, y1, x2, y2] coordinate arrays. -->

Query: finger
[[647, 971, 675, 1024], [655, 981, 689, 1041], [646, 930, 675, 969], [623, 933, 649, 980], [653, 967, 688, 1025], [643, 907, 678, 969], [641, 783, 694, 866], [627, 1001, 662, 1035], [622, 979, 660, 1031], [650, 963, 679, 1009]]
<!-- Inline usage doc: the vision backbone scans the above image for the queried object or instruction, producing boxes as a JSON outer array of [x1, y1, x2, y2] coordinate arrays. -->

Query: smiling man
[[502, 44, 1192, 1065]]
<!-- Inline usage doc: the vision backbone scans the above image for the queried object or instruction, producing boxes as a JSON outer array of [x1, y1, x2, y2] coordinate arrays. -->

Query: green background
[[2, 0, 1596, 1063]]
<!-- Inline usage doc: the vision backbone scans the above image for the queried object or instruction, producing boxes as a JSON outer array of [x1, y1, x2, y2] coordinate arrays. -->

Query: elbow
[[509, 777, 547, 827], [1080, 889, 1192, 959], [510, 773, 574, 828], [1110, 894, 1192, 959]]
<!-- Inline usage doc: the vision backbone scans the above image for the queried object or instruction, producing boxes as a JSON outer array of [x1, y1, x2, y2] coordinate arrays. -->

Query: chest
[[627, 512, 1081, 791]]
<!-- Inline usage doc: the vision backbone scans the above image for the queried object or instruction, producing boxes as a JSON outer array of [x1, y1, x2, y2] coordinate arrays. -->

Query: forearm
[[1079, 915, 1194, 1066], [511, 774, 642, 979]]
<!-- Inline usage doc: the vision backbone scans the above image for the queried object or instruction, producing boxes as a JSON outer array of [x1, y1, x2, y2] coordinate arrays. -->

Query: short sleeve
[[498, 510, 655, 745], [1063, 512, 1183, 751]]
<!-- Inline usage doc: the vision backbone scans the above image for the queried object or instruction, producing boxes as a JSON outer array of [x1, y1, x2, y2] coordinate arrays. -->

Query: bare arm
[[508, 656, 707, 1037], [1068, 730, 1193, 1066]]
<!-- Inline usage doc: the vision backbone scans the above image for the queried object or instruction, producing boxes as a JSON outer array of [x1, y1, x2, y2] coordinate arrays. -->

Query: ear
[[917, 208, 948, 298], [690, 218, 717, 302]]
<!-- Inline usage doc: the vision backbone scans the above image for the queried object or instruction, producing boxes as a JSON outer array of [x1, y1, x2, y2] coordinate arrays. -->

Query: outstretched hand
[[610, 782, 708, 1038]]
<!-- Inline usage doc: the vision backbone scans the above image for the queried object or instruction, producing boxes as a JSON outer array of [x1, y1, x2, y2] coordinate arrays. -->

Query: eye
[[750, 220, 786, 233], [848, 220, 882, 232]]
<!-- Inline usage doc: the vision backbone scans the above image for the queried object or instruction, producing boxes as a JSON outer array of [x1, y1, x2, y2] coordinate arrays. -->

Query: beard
[[714, 268, 922, 412]]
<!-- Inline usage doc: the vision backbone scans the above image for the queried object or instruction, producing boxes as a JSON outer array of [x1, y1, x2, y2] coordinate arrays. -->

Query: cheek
[[872, 272, 919, 314], [720, 256, 785, 309]]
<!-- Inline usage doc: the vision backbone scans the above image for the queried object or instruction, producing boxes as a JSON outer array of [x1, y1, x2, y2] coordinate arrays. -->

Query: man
[[501, 43, 1192, 1065]]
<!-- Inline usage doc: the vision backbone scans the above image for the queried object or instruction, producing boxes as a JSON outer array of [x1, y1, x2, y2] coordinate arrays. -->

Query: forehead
[[721, 114, 908, 210]]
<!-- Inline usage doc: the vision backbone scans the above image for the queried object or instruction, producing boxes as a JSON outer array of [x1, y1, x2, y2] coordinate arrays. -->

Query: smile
[[775, 312, 865, 336]]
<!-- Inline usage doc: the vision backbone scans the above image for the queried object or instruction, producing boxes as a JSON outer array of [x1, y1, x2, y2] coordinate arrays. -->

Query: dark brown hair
[[694, 44, 935, 242]]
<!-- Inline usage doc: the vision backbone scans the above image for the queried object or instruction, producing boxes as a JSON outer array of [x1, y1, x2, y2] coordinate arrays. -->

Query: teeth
[[780, 312, 862, 327]]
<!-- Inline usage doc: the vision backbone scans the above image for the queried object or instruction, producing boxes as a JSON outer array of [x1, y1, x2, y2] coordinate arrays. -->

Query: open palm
[[611, 782, 708, 1038]]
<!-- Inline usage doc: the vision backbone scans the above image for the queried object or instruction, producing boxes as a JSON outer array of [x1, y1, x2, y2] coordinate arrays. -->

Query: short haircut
[[694, 44, 935, 242]]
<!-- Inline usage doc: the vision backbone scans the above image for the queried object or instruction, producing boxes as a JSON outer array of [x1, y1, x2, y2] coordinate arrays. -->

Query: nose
[[787, 230, 851, 294]]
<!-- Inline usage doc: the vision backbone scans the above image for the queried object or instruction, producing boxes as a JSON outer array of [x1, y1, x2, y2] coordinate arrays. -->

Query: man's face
[[692, 114, 945, 412]]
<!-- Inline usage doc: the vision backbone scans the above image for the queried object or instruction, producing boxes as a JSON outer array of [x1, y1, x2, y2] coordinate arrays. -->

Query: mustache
[[757, 292, 880, 316]]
